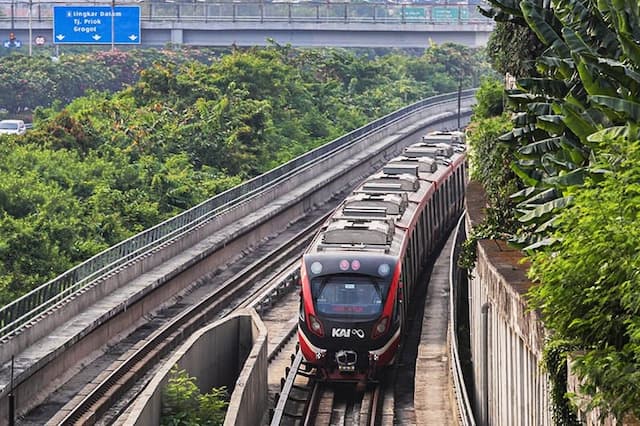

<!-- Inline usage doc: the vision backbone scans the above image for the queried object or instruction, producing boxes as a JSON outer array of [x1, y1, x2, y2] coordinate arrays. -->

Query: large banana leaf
[[562, 27, 595, 56], [542, 167, 588, 187], [558, 101, 599, 140], [590, 95, 640, 122], [540, 152, 575, 175], [522, 236, 559, 251], [513, 111, 535, 126], [518, 77, 569, 98], [576, 58, 618, 97], [536, 56, 574, 78], [520, 0, 567, 50], [518, 195, 573, 222], [559, 136, 588, 164], [527, 102, 554, 115], [617, 33, 640, 70], [483, 0, 524, 17], [556, 0, 619, 54], [537, 114, 565, 133], [517, 136, 564, 155], [587, 125, 637, 143], [511, 161, 544, 186], [516, 187, 559, 207], [510, 185, 538, 202], [592, 57, 640, 88]]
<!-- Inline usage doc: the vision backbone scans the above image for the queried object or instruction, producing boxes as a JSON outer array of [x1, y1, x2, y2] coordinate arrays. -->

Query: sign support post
[[111, 0, 115, 51]]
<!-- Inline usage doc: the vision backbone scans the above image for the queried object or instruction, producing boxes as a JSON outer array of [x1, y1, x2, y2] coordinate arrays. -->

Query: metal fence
[[450, 213, 477, 425], [0, 88, 476, 341], [0, 1, 492, 25]]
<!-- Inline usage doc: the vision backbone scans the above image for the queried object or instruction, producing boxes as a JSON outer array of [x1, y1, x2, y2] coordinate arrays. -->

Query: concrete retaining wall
[[465, 181, 553, 426], [123, 309, 267, 426]]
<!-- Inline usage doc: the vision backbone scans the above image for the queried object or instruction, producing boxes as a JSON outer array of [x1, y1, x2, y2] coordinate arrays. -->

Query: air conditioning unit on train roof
[[405, 142, 454, 158], [344, 193, 408, 216], [323, 218, 394, 246], [382, 164, 418, 177], [341, 206, 388, 219], [422, 130, 465, 144], [357, 182, 405, 193], [364, 171, 419, 191], [387, 155, 437, 173]]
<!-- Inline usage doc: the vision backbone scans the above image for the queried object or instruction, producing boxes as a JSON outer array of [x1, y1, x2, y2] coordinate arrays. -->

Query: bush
[[161, 366, 228, 426]]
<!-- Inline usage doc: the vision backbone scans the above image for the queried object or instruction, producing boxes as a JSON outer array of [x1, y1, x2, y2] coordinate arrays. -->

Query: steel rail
[[271, 351, 306, 426], [0, 90, 475, 341], [55, 215, 326, 425]]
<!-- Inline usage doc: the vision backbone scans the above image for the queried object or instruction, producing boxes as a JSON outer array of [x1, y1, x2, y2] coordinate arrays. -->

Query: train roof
[[305, 131, 466, 261]]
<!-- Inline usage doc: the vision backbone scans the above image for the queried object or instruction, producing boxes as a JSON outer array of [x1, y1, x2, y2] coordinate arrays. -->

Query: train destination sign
[[53, 6, 141, 44]]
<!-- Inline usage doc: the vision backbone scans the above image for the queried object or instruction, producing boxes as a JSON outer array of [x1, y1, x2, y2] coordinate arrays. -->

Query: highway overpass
[[0, 1, 494, 49]]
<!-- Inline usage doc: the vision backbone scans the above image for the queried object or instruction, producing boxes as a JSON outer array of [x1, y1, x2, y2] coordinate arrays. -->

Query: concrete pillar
[[170, 28, 183, 45]]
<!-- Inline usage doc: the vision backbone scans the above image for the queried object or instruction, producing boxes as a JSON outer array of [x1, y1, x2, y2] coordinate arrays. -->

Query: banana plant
[[479, 0, 640, 250]]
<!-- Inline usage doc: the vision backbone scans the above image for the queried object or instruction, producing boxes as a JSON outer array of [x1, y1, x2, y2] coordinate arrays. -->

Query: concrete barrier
[[465, 181, 553, 426], [123, 309, 267, 426]]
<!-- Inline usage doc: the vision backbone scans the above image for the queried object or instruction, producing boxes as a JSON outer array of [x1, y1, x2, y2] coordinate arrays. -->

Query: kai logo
[[331, 328, 365, 338]]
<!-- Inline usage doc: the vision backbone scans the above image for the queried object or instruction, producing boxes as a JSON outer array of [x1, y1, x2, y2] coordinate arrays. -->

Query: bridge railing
[[0, 1, 492, 25], [0, 89, 476, 341]]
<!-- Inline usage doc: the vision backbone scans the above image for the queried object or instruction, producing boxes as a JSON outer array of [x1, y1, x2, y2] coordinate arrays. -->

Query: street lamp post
[[28, 0, 33, 56], [10, 0, 15, 34]]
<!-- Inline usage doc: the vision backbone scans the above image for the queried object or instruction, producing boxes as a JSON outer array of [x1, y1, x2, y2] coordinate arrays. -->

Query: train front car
[[298, 251, 402, 383], [297, 129, 466, 384]]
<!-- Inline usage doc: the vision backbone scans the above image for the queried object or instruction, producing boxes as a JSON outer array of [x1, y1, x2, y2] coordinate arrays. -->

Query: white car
[[0, 119, 27, 135]]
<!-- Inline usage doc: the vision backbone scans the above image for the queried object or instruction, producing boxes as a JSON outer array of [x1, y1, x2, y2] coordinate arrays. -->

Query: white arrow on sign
[[56, 34, 65, 41], [128, 34, 138, 41], [92, 34, 102, 41]]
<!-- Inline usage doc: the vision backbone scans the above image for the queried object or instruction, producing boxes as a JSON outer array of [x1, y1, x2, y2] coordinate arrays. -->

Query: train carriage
[[298, 131, 467, 383]]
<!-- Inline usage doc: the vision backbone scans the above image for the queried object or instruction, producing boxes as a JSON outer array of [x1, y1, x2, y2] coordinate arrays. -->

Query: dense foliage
[[529, 140, 640, 419], [458, 79, 517, 270], [0, 49, 217, 115], [162, 366, 228, 426], [0, 44, 489, 306], [485, 21, 545, 78], [474, 0, 640, 420]]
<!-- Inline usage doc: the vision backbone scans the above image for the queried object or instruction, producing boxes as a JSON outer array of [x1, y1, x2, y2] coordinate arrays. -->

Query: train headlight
[[309, 314, 324, 337], [372, 316, 389, 339], [378, 264, 390, 277], [310, 261, 323, 274]]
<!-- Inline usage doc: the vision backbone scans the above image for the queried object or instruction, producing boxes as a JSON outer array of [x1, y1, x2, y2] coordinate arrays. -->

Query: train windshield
[[311, 274, 389, 320]]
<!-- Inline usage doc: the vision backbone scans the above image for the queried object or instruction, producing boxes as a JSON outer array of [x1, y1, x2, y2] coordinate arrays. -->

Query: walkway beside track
[[414, 230, 457, 424]]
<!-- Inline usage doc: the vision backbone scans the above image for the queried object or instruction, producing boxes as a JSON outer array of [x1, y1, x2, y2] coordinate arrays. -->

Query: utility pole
[[28, 0, 33, 56], [9, 356, 15, 426], [457, 78, 462, 130]]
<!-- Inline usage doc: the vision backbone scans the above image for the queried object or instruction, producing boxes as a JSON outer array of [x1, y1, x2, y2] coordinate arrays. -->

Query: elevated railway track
[[0, 91, 475, 423]]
